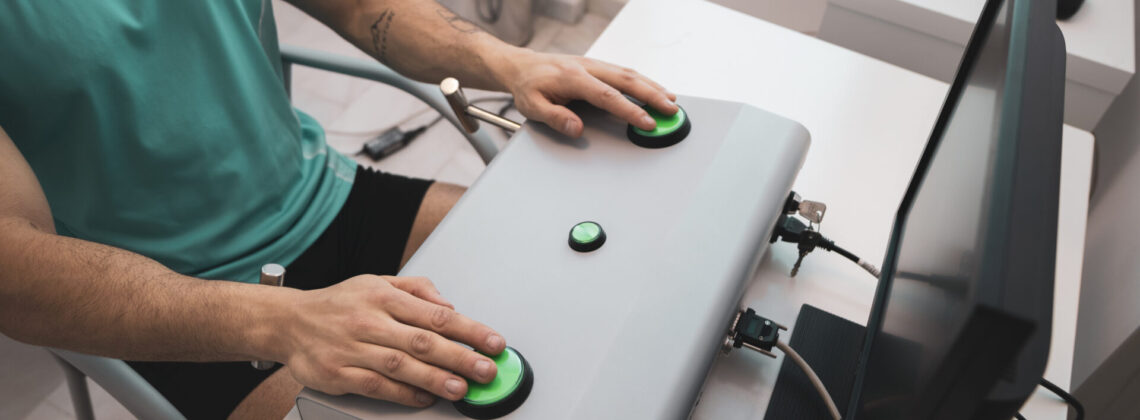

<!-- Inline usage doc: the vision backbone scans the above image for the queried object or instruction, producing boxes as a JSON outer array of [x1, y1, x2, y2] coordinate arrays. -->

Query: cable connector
[[359, 126, 428, 161], [723, 308, 787, 358], [769, 193, 881, 279]]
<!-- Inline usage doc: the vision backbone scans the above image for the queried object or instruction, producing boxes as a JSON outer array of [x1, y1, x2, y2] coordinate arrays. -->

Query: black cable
[[497, 98, 514, 117], [825, 242, 860, 265], [1040, 378, 1084, 420], [1014, 413, 1027, 420], [772, 215, 880, 278]]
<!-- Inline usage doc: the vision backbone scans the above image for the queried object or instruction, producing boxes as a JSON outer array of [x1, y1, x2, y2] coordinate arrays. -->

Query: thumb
[[518, 94, 584, 137]]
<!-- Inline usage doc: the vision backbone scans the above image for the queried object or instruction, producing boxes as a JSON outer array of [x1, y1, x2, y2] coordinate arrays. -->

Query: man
[[0, 0, 677, 418]]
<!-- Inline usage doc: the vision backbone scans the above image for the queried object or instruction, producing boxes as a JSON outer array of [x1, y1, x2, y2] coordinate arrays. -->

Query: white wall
[[1072, 0, 1140, 388], [588, 0, 829, 33]]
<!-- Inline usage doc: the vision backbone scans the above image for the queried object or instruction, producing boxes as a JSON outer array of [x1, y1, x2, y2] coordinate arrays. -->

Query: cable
[[499, 95, 517, 114], [776, 341, 841, 420], [323, 107, 434, 136], [1039, 378, 1083, 420], [771, 213, 880, 279], [1014, 413, 1027, 420], [822, 242, 882, 278]]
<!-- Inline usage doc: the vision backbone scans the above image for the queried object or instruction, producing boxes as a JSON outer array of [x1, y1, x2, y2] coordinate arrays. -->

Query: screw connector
[[723, 308, 787, 358]]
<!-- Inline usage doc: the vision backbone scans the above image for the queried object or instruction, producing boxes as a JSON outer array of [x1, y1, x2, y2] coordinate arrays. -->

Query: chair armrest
[[279, 44, 500, 164], [50, 349, 186, 420]]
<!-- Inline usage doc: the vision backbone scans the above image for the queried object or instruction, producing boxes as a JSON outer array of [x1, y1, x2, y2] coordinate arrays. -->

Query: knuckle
[[360, 374, 387, 396], [315, 360, 339, 382], [429, 306, 455, 330], [597, 87, 622, 102], [410, 331, 435, 355], [384, 351, 406, 373]]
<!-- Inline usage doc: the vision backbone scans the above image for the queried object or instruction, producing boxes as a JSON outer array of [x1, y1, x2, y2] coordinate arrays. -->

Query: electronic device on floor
[[763, 0, 1066, 419], [295, 95, 811, 419]]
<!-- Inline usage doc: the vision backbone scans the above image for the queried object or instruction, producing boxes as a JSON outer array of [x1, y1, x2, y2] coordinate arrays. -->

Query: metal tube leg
[[282, 62, 293, 99], [52, 355, 95, 420]]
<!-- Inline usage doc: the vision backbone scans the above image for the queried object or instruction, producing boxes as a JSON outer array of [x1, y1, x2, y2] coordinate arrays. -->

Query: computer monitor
[[848, 0, 1066, 419]]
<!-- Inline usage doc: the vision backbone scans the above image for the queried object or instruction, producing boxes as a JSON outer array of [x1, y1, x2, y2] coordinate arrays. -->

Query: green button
[[463, 348, 525, 406], [571, 222, 603, 244], [632, 106, 686, 138]]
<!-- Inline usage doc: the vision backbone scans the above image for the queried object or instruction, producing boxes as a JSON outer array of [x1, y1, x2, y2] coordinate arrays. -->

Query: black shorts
[[127, 167, 434, 419]]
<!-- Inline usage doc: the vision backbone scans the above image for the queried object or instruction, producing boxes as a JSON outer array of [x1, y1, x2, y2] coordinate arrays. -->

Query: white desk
[[819, 0, 1135, 130], [587, 0, 1092, 418]]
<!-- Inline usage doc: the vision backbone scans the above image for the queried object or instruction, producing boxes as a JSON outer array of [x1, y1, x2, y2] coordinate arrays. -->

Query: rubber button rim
[[453, 347, 534, 419]]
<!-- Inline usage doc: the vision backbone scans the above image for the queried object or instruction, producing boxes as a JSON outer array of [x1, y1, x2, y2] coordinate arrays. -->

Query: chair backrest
[[50, 348, 186, 420]]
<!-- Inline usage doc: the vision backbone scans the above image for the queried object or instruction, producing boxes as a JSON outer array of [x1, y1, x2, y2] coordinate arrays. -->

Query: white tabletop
[[829, 0, 1135, 94], [587, 0, 1092, 418]]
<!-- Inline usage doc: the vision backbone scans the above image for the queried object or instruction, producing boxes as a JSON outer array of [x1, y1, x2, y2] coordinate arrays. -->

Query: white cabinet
[[820, 0, 1135, 130]]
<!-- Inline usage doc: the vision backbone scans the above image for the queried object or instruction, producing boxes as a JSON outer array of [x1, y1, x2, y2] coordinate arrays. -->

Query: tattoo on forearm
[[370, 9, 395, 62], [435, 6, 481, 34]]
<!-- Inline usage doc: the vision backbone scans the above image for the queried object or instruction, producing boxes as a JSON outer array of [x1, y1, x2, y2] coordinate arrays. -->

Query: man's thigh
[[402, 181, 466, 267]]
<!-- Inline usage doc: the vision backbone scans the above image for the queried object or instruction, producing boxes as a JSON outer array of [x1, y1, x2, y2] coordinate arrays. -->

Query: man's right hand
[[277, 275, 506, 407]]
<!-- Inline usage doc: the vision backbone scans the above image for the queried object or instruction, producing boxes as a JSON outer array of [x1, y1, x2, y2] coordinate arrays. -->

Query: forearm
[[0, 217, 294, 362], [290, 0, 521, 91]]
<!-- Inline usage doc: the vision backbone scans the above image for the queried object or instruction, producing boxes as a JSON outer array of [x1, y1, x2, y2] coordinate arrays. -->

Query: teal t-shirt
[[0, 1, 357, 283]]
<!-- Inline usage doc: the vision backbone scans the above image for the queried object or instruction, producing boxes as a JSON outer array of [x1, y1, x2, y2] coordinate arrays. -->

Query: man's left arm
[[285, 0, 677, 137]]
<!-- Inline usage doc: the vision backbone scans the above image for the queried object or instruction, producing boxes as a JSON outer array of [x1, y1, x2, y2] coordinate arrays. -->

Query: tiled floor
[[0, 2, 611, 419]]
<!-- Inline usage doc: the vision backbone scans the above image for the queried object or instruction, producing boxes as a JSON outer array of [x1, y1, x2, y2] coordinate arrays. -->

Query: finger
[[339, 367, 436, 407], [518, 93, 584, 137], [590, 64, 678, 116], [384, 293, 507, 356], [353, 346, 473, 401], [371, 323, 498, 384], [572, 75, 657, 131], [386, 276, 454, 309], [624, 71, 675, 101]]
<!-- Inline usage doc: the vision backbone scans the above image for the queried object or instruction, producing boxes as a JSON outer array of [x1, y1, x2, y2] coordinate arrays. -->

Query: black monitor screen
[[872, 0, 1011, 394], [851, 0, 1056, 417]]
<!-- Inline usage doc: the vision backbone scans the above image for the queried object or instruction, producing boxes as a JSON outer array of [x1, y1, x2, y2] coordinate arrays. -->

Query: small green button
[[571, 222, 602, 244], [463, 348, 525, 406], [569, 221, 606, 252], [632, 106, 686, 138]]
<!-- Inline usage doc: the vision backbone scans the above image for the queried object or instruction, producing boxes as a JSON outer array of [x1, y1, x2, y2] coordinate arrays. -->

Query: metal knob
[[252, 264, 285, 370], [440, 77, 522, 133]]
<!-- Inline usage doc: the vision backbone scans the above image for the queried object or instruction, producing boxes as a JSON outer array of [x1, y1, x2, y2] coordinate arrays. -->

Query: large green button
[[632, 106, 686, 137], [463, 348, 525, 406], [626, 104, 691, 149], [569, 221, 606, 252]]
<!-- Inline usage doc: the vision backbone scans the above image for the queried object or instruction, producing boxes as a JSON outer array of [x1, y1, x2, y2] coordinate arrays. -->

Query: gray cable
[[776, 340, 841, 420]]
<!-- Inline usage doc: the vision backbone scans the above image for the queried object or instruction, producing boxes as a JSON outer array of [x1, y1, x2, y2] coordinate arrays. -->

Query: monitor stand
[[763, 304, 864, 420]]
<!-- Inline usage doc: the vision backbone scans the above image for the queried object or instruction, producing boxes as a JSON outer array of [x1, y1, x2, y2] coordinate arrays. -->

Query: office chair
[[49, 44, 502, 420]]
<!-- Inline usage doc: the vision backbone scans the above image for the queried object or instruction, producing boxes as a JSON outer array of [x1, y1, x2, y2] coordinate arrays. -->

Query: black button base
[[453, 349, 534, 419]]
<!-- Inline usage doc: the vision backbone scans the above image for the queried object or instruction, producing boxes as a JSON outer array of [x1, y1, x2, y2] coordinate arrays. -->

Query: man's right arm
[[0, 126, 507, 406], [0, 125, 291, 362]]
